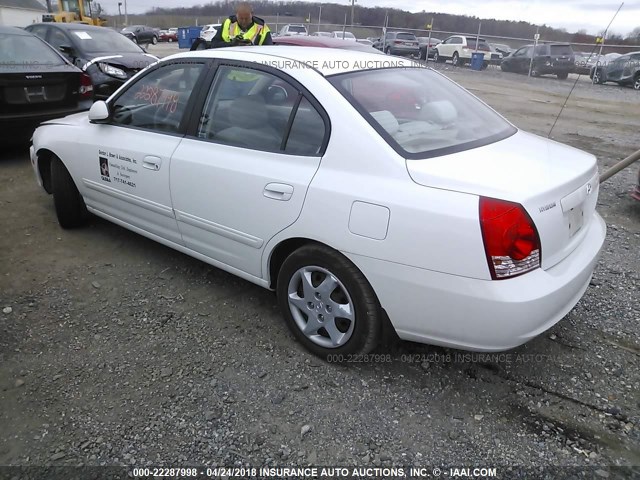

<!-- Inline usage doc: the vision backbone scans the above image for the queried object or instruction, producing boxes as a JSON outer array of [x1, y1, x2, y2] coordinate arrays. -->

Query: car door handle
[[142, 156, 162, 171], [264, 183, 294, 201]]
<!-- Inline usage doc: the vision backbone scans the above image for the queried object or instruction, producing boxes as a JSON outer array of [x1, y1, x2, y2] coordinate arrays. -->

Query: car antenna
[[547, 1, 624, 139]]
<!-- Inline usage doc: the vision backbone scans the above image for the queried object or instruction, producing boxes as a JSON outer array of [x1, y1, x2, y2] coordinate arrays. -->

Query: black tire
[[481, 61, 489, 70], [452, 52, 459, 67], [276, 243, 382, 359], [633, 75, 640, 90], [500, 63, 509, 72], [433, 50, 442, 63], [152, 35, 158, 45], [384, 46, 391, 55], [420, 47, 426, 61], [530, 66, 540, 77], [592, 68, 604, 84], [51, 156, 88, 229], [557, 72, 568, 80]]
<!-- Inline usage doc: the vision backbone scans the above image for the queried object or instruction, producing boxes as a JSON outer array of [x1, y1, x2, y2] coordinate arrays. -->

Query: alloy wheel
[[286, 266, 355, 349]]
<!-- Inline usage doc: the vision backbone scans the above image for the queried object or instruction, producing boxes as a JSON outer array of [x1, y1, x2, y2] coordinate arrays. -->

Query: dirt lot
[[1, 43, 639, 477]]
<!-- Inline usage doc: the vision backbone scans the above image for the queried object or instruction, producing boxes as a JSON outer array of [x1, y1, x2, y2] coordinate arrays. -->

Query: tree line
[[138, 1, 639, 45]]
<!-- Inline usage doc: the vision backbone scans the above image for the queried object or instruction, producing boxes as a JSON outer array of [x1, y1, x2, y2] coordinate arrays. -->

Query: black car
[[417, 36, 441, 60], [121, 25, 159, 45], [0, 26, 93, 144], [501, 43, 574, 79], [590, 51, 640, 90], [25, 23, 158, 100]]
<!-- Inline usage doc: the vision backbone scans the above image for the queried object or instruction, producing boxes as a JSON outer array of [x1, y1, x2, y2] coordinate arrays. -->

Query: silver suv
[[376, 31, 419, 57]]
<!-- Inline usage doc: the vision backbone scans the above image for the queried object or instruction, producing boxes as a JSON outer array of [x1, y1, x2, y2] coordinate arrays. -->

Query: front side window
[[330, 68, 515, 158], [196, 65, 326, 155], [110, 63, 204, 132]]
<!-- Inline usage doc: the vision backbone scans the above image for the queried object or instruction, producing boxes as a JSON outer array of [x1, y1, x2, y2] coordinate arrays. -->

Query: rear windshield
[[550, 45, 573, 56], [466, 37, 490, 50], [397, 33, 417, 41], [330, 68, 515, 158], [289, 26, 306, 33], [0, 33, 66, 65]]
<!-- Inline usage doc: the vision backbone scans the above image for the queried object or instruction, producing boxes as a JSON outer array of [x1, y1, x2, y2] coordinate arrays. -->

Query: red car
[[273, 35, 381, 54], [159, 30, 177, 43]]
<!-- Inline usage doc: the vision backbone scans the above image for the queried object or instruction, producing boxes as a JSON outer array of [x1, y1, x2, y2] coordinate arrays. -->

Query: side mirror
[[89, 101, 109, 123], [59, 45, 75, 57]]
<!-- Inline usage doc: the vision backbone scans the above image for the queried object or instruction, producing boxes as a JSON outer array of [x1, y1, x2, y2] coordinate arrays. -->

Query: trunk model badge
[[586, 183, 593, 195], [538, 202, 557, 213]]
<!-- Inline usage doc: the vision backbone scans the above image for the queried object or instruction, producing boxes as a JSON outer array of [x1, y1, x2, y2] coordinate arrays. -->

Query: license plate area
[[567, 207, 584, 237]]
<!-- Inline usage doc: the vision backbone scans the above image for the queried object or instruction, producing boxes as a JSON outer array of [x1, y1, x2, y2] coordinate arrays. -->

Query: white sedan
[[30, 47, 606, 358]]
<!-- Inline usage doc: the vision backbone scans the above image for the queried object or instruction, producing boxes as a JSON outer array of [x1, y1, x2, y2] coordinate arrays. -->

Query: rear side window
[[0, 33, 66, 65], [550, 45, 573, 56]]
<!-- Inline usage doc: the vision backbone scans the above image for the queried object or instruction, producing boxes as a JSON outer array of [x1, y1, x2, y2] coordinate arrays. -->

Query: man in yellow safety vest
[[210, 2, 272, 48]]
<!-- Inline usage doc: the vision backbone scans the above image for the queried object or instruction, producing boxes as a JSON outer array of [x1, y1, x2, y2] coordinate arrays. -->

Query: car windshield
[[70, 28, 145, 53], [330, 68, 515, 157], [0, 33, 66, 65], [334, 31, 355, 38], [289, 26, 306, 33]]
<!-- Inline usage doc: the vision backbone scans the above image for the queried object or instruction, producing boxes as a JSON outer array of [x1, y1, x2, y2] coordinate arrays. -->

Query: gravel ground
[[0, 44, 639, 478]]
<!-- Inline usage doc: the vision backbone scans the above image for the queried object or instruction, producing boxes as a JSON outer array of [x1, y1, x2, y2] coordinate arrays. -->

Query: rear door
[[604, 55, 626, 82], [169, 62, 328, 278]]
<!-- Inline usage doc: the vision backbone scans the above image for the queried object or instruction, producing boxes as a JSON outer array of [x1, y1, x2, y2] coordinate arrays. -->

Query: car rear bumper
[[389, 46, 420, 56], [345, 212, 606, 351]]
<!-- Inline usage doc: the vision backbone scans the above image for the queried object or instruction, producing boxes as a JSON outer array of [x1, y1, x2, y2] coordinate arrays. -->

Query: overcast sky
[[98, 0, 640, 36]]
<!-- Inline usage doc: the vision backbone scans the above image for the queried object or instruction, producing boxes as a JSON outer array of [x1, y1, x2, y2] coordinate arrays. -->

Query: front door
[[74, 61, 206, 244], [170, 63, 328, 278]]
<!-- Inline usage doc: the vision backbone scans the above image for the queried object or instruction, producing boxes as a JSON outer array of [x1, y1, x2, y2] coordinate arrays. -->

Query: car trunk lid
[[406, 130, 599, 270], [0, 67, 80, 116]]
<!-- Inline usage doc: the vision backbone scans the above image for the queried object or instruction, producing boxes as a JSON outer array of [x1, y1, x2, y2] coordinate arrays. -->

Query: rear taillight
[[394, 40, 402, 44], [479, 197, 541, 280], [80, 73, 93, 99]]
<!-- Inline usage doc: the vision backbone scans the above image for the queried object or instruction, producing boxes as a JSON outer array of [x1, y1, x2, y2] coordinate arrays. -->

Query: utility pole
[[124, 0, 128, 27], [350, 0, 355, 27], [318, 6, 322, 33]]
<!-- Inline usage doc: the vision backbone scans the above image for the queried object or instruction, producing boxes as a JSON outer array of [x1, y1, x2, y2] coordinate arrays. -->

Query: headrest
[[228, 95, 269, 129], [420, 100, 457, 124], [370, 110, 399, 135]]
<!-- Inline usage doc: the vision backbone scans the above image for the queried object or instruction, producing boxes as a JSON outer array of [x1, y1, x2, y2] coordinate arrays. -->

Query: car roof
[[166, 45, 416, 75], [0, 25, 33, 35], [30, 22, 105, 31], [274, 36, 364, 48]]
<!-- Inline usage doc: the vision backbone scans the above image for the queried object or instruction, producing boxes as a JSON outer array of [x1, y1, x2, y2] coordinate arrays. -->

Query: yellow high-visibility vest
[[221, 17, 271, 45]]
